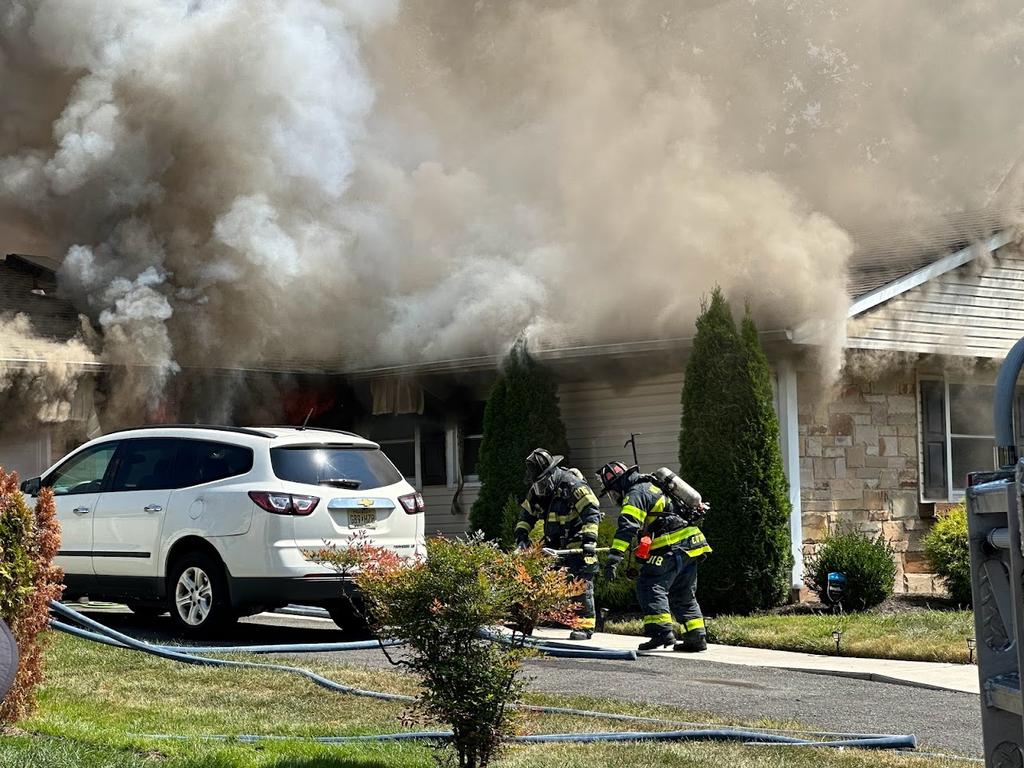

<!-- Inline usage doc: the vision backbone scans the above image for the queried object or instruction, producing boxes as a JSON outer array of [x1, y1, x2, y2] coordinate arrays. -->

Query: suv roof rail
[[103, 424, 277, 439], [260, 426, 365, 439]]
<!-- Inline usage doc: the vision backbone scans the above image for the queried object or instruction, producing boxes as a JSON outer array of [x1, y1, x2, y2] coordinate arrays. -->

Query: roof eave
[[847, 229, 1015, 319]]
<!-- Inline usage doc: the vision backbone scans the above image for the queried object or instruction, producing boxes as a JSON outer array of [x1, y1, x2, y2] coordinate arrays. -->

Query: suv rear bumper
[[228, 575, 355, 608]]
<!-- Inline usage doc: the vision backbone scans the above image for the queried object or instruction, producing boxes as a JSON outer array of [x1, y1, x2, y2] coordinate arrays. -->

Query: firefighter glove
[[582, 541, 597, 565], [604, 550, 624, 581], [516, 537, 531, 551]]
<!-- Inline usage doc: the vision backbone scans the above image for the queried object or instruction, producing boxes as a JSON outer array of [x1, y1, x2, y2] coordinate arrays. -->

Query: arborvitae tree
[[737, 308, 793, 609], [679, 289, 792, 614], [470, 343, 569, 545]]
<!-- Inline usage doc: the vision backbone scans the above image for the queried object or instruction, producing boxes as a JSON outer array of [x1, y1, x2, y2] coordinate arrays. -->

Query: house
[[321, 227, 1024, 597], [4, 225, 1022, 597]]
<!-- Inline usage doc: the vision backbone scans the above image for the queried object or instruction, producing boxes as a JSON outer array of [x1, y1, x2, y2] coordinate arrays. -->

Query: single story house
[[5, 225, 1023, 597]]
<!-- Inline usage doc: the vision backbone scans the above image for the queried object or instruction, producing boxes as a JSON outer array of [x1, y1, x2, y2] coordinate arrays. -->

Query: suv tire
[[167, 551, 236, 636]]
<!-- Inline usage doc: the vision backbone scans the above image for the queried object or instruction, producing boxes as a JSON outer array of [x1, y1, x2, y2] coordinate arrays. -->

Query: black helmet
[[596, 460, 637, 498], [525, 448, 563, 495]]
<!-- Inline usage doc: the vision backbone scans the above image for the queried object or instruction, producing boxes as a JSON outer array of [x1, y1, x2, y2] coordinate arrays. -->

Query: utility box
[[967, 464, 1024, 767]]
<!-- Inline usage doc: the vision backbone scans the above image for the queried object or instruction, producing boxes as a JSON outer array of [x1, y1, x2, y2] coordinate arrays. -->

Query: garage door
[[0, 433, 52, 480]]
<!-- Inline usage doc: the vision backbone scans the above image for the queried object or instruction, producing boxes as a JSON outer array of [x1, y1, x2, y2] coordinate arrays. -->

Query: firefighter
[[597, 460, 711, 652], [516, 448, 602, 640]]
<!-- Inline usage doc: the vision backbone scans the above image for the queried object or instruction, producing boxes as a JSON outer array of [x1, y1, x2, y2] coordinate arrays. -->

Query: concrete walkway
[[531, 628, 981, 695]]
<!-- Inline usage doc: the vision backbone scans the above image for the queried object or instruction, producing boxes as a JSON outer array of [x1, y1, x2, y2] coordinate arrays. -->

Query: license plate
[[348, 510, 376, 529]]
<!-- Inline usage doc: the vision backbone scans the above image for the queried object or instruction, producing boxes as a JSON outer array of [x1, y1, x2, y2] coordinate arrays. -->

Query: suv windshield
[[270, 445, 404, 490]]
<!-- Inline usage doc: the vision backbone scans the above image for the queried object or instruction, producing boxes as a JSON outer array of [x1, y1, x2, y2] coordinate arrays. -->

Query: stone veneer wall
[[798, 369, 942, 594]]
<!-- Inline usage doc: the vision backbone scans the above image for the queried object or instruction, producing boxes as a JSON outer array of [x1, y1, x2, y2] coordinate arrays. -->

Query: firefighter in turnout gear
[[517, 448, 603, 640], [597, 460, 712, 652]]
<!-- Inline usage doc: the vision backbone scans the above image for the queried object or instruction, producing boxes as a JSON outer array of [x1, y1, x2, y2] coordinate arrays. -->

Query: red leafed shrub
[[0, 469, 63, 723], [309, 533, 582, 768]]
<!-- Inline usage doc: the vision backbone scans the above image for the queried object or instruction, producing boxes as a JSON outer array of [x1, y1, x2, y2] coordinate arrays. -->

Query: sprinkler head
[[967, 637, 976, 663]]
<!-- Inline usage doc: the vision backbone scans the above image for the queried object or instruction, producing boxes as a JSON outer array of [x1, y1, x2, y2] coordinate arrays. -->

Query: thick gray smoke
[[2, 0, 1023, 415]]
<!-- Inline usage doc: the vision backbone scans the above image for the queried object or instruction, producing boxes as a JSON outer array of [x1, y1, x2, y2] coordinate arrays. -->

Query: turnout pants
[[563, 552, 597, 632], [636, 549, 705, 640]]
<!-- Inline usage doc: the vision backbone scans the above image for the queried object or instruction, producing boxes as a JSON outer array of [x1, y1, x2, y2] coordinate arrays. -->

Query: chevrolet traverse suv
[[20, 425, 426, 635]]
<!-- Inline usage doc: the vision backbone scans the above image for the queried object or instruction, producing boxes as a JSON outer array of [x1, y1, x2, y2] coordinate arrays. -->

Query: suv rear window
[[270, 445, 404, 490]]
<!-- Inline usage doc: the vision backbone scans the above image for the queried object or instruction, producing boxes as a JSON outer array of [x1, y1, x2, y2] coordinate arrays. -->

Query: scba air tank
[[652, 467, 703, 509]]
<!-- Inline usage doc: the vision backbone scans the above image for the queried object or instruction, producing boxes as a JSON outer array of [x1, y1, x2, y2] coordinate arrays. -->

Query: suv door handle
[[72, 506, 90, 515], [144, 504, 164, 513]]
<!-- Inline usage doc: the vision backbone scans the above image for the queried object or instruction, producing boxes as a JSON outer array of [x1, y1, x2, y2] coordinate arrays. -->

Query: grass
[[605, 608, 976, 663], [0, 632, 974, 767]]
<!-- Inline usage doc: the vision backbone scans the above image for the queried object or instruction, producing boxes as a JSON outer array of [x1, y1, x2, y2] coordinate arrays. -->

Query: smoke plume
[[0, 314, 95, 426], [2, 1, 1024, 415]]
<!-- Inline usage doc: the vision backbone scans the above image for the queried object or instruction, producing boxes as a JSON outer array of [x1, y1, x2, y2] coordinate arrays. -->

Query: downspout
[[776, 357, 804, 591]]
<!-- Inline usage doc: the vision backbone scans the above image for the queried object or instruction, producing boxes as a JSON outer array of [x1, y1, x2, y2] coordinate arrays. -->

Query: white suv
[[19, 425, 426, 635]]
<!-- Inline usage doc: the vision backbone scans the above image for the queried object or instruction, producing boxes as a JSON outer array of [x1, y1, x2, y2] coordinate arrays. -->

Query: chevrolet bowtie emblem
[[357, 498, 374, 508]]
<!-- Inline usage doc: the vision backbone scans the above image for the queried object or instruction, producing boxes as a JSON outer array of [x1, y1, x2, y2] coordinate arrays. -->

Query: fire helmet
[[596, 460, 637, 498], [524, 448, 562, 495]]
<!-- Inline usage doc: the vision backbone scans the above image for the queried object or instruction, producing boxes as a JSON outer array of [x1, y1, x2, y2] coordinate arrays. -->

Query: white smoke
[[0, 0, 1022, 417], [0, 313, 96, 424]]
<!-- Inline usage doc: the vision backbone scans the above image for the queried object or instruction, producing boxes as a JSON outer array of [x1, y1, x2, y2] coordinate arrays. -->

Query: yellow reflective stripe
[[643, 613, 672, 625], [620, 504, 646, 522], [520, 499, 532, 513], [611, 538, 630, 552], [650, 526, 702, 551], [684, 618, 705, 632], [686, 545, 713, 558], [574, 489, 599, 513], [581, 523, 599, 536], [547, 512, 558, 522], [515, 521, 532, 532], [651, 494, 666, 515], [577, 617, 596, 629]]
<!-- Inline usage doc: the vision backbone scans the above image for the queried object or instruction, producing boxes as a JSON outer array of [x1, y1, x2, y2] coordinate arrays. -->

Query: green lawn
[[0, 633, 972, 767], [605, 608, 976, 663]]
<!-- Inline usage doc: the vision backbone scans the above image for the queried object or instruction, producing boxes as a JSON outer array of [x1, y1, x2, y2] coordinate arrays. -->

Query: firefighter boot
[[637, 632, 675, 651], [674, 633, 707, 653]]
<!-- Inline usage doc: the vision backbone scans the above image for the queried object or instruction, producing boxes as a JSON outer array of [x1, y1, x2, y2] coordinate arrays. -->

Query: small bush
[[924, 504, 971, 606], [0, 470, 63, 723], [805, 531, 896, 611], [310, 534, 580, 768]]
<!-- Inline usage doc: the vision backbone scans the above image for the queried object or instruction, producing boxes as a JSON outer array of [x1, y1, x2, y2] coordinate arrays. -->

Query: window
[[920, 379, 1024, 500], [460, 402, 486, 483], [110, 439, 180, 492], [46, 442, 119, 496], [175, 440, 253, 486], [365, 416, 417, 483], [364, 415, 449, 488], [270, 446, 403, 490]]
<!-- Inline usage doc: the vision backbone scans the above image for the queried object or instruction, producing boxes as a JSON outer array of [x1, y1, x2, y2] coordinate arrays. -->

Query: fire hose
[[47, 600, 919, 752]]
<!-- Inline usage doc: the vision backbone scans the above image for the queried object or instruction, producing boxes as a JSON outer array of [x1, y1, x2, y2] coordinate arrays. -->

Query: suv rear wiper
[[318, 477, 362, 489]]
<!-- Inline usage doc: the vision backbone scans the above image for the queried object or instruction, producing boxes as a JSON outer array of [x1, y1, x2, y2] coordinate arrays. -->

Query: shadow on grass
[[1, 733, 432, 768]]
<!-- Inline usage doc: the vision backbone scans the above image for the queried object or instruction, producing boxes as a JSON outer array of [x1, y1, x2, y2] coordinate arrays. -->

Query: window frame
[[918, 374, 1005, 503]]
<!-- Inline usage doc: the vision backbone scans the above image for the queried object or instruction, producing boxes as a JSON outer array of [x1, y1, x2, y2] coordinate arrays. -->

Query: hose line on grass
[[49, 601, 918, 752]]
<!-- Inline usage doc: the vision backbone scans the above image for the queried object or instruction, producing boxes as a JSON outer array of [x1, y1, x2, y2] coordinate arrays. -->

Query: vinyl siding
[[847, 247, 1024, 357], [558, 373, 685, 495], [422, 484, 478, 537]]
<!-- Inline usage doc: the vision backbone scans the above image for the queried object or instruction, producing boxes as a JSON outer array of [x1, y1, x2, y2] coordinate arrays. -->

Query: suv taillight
[[248, 491, 319, 516], [398, 492, 425, 514]]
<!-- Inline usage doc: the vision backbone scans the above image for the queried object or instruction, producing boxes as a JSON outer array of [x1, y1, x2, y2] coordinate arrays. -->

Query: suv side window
[[46, 442, 120, 496], [110, 439, 180, 492], [174, 441, 253, 487]]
